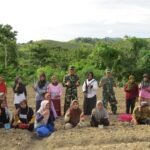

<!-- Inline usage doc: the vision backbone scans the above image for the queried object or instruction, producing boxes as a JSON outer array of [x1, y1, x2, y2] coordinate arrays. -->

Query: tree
[[0, 24, 18, 68]]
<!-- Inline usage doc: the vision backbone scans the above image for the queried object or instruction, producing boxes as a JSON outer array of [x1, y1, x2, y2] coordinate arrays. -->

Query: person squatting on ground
[[82, 72, 98, 115], [0, 100, 12, 128], [124, 75, 139, 114], [34, 100, 55, 137], [64, 100, 85, 129], [12, 100, 34, 131], [132, 101, 150, 125], [90, 100, 109, 127], [99, 69, 117, 114], [63, 66, 80, 115]]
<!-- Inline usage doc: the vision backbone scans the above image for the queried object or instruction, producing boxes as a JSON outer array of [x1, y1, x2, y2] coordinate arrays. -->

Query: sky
[[0, 0, 150, 43]]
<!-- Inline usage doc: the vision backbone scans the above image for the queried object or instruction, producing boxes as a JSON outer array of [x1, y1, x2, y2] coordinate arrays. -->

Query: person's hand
[[42, 110, 49, 116], [66, 81, 70, 87], [76, 81, 80, 86]]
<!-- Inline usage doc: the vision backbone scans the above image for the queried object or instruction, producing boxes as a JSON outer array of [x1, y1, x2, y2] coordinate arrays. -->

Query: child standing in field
[[139, 73, 150, 106], [13, 77, 27, 109], [47, 75, 62, 116], [124, 75, 139, 114]]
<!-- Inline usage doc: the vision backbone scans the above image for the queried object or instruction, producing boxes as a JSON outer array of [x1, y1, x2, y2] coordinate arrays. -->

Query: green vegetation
[[0, 24, 150, 85]]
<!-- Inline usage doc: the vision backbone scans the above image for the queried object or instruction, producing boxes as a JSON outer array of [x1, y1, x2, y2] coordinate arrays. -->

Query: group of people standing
[[0, 66, 150, 137]]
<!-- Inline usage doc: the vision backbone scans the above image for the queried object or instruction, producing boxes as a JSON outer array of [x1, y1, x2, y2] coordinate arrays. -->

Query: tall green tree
[[0, 24, 18, 68]]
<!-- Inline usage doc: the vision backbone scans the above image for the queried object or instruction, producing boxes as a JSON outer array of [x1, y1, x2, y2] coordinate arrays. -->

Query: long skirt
[[83, 95, 97, 115], [51, 99, 61, 116]]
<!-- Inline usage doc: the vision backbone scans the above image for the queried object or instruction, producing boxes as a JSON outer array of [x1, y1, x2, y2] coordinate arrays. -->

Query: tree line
[[0, 24, 150, 86]]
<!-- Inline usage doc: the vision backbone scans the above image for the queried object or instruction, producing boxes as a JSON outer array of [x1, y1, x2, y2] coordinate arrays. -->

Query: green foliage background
[[0, 24, 150, 86]]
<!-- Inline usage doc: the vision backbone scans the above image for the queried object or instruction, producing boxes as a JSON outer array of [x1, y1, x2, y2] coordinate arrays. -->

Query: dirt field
[[0, 86, 150, 150]]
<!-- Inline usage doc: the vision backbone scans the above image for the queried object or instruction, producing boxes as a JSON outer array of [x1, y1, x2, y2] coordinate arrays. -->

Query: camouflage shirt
[[100, 76, 116, 93]]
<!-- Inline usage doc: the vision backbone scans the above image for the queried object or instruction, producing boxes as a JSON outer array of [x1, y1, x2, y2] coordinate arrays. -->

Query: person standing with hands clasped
[[63, 66, 80, 115], [82, 72, 98, 115]]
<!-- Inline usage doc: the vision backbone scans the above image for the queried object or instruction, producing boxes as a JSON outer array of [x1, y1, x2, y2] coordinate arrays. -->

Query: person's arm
[[62, 75, 68, 87], [28, 108, 35, 124], [75, 75, 80, 87], [104, 109, 109, 119], [99, 78, 103, 87], [92, 81, 98, 90], [82, 81, 86, 92], [36, 113, 44, 122], [24, 86, 27, 97], [51, 101, 58, 118], [124, 84, 129, 92], [64, 109, 70, 123]]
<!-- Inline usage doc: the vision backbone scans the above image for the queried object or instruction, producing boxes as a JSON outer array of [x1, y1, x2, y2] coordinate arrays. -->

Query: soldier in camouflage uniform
[[132, 101, 150, 125], [99, 69, 117, 114], [63, 66, 80, 115]]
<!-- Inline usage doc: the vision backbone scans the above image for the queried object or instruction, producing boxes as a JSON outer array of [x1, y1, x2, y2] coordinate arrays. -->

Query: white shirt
[[82, 79, 98, 98]]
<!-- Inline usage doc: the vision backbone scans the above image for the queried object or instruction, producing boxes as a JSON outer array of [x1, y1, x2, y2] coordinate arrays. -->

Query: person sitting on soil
[[132, 101, 150, 125], [124, 75, 139, 114], [139, 73, 150, 105], [90, 100, 109, 127], [13, 100, 34, 131], [0, 100, 12, 128], [34, 100, 55, 137], [64, 100, 85, 129]]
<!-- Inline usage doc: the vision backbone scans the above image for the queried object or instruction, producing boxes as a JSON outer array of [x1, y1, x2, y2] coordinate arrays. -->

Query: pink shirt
[[47, 83, 62, 99], [139, 84, 150, 99]]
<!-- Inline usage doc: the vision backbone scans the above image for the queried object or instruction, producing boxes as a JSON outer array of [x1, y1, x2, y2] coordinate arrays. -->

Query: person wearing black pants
[[126, 99, 136, 114]]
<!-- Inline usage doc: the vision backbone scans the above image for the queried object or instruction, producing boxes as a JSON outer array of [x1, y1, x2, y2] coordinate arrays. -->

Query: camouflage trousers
[[64, 93, 78, 115], [102, 92, 117, 114]]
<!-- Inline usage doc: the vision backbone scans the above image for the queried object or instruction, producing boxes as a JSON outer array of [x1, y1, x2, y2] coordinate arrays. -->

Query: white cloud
[[0, 0, 150, 42]]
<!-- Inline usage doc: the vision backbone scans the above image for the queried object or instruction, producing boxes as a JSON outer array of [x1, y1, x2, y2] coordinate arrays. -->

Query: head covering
[[94, 100, 108, 121], [0, 76, 4, 82], [38, 73, 46, 89], [69, 66, 75, 70], [68, 100, 81, 126], [129, 75, 135, 80], [143, 73, 149, 77], [37, 100, 50, 125], [105, 68, 111, 73], [141, 101, 149, 107]]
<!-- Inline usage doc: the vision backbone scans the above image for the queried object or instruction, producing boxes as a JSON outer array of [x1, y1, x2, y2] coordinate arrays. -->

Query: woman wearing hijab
[[132, 101, 150, 125], [82, 72, 98, 115], [124, 75, 139, 114], [139, 73, 150, 105], [0, 100, 12, 128], [33, 73, 49, 111], [12, 100, 34, 131], [13, 77, 27, 109], [90, 101, 109, 127], [64, 100, 85, 129], [47, 75, 62, 116], [35, 100, 55, 137], [0, 76, 7, 106], [44, 92, 57, 119]]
